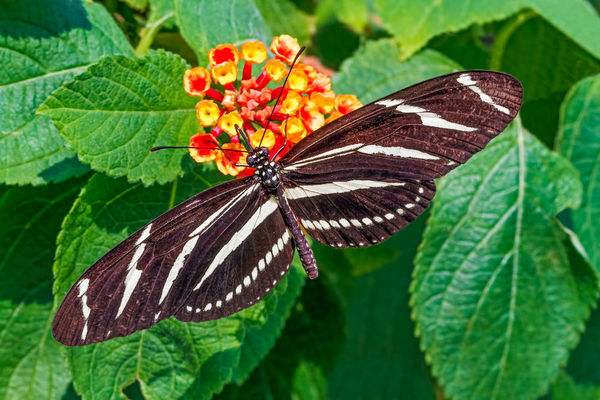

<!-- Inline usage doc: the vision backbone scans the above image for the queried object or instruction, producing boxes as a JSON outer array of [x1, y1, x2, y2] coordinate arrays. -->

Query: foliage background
[[1, 0, 600, 399]]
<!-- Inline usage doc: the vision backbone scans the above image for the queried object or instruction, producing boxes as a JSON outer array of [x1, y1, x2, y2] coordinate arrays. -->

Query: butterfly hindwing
[[53, 177, 265, 345], [176, 194, 294, 322], [279, 71, 522, 247]]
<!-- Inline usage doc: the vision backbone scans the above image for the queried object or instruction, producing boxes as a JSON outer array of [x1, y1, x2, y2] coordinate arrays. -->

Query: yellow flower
[[265, 59, 287, 81], [251, 128, 276, 148], [289, 68, 308, 91], [280, 90, 303, 115], [195, 100, 220, 127], [241, 40, 267, 63], [211, 61, 238, 85], [281, 117, 307, 143], [183, 67, 211, 96], [218, 111, 244, 136]]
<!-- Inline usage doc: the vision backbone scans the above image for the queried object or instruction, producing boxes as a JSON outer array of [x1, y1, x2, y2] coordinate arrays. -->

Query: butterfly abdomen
[[276, 185, 319, 279]]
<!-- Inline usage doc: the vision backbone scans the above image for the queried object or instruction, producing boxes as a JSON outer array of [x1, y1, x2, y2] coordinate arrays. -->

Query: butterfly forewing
[[53, 177, 266, 345], [279, 71, 522, 247]]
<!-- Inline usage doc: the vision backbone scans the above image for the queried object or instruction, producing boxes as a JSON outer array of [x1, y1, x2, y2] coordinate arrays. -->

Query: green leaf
[[315, 0, 370, 33], [39, 50, 198, 186], [254, 0, 312, 45], [373, 0, 600, 60], [0, 0, 131, 185], [496, 15, 600, 147], [557, 74, 600, 272], [551, 372, 600, 400], [326, 217, 435, 400], [0, 181, 83, 399], [563, 306, 600, 386], [333, 39, 461, 104], [217, 270, 346, 400], [412, 122, 598, 400], [174, 0, 271, 63], [121, 0, 149, 11], [220, 217, 436, 400], [53, 171, 304, 399]]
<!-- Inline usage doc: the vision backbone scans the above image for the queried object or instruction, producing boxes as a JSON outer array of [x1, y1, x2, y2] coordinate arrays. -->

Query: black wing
[[53, 176, 292, 345], [279, 71, 522, 247]]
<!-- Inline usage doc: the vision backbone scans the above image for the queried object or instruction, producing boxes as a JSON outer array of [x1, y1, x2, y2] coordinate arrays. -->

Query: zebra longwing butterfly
[[53, 70, 522, 345]]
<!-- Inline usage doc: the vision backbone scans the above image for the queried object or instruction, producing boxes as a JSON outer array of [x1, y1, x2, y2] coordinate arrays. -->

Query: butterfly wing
[[53, 176, 284, 345], [279, 71, 522, 247], [175, 194, 294, 322]]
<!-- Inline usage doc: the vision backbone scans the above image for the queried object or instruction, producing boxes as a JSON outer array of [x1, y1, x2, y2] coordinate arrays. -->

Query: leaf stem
[[135, 11, 174, 57], [489, 10, 535, 70]]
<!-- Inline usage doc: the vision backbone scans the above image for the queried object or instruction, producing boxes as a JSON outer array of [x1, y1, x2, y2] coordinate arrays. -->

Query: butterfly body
[[53, 71, 523, 346]]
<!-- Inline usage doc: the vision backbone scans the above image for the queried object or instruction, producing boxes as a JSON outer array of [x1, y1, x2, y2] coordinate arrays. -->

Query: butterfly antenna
[[150, 145, 248, 153], [235, 125, 254, 152], [258, 46, 306, 148]]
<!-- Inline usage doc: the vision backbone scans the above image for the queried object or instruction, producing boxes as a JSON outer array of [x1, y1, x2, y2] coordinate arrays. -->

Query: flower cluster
[[183, 34, 362, 176]]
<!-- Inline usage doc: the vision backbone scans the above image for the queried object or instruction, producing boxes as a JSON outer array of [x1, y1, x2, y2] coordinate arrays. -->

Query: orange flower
[[211, 61, 238, 86], [270, 34, 301, 64], [184, 67, 211, 96], [218, 111, 243, 136], [310, 92, 335, 114], [241, 40, 267, 63], [209, 44, 239, 67], [281, 117, 307, 143], [189, 133, 218, 162], [336, 94, 361, 114], [182, 35, 362, 176], [195, 100, 220, 127]]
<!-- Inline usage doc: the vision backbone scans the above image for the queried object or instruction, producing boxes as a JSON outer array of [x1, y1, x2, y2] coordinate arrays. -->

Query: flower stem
[[135, 11, 174, 57]]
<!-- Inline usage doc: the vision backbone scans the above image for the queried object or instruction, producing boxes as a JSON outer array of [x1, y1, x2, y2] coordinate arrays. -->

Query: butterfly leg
[[276, 186, 319, 279]]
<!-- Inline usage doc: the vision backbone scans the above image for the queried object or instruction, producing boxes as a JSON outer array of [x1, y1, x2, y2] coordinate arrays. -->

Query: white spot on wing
[[78, 279, 91, 340], [359, 145, 439, 160], [285, 143, 364, 170], [194, 198, 279, 291], [376, 99, 403, 107], [159, 236, 199, 304], [189, 184, 258, 237], [116, 242, 146, 318], [393, 101, 477, 132], [136, 223, 152, 245], [457, 73, 511, 115], [285, 180, 406, 200]]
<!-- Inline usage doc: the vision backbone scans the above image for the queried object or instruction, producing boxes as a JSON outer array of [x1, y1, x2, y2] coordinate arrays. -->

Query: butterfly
[[53, 68, 522, 345]]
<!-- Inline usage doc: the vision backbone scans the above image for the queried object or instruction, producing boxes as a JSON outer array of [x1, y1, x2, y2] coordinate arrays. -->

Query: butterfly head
[[247, 147, 269, 167]]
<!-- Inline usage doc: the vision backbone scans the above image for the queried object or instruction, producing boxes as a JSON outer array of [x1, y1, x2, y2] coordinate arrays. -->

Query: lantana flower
[[183, 35, 362, 177]]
